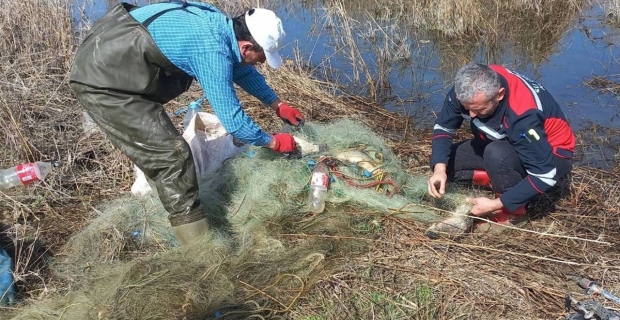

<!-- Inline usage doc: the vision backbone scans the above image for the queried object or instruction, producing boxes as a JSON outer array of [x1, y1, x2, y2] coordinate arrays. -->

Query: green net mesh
[[9, 119, 469, 319]]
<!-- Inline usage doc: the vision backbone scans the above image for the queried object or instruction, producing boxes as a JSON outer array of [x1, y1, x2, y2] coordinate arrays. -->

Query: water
[[73, 0, 620, 130]]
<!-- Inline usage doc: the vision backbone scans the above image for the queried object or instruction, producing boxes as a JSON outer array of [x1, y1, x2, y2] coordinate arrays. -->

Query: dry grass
[[585, 75, 620, 95], [287, 164, 620, 319], [599, 0, 620, 24], [1, 0, 620, 319]]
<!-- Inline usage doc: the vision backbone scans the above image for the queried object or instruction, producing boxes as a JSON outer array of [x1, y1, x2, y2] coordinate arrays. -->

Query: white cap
[[245, 8, 285, 68]]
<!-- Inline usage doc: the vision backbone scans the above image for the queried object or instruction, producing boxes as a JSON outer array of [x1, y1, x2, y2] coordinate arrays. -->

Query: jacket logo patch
[[528, 129, 540, 141]]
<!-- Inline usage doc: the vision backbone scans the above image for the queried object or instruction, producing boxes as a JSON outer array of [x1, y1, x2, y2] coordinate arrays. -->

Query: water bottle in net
[[183, 99, 204, 130], [0, 162, 52, 190], [307, 162, 329, 213]]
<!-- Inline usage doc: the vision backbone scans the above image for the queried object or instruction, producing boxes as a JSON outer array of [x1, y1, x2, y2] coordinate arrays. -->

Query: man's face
[[460, 87, 505, 119], [240, 43, 266, 66]]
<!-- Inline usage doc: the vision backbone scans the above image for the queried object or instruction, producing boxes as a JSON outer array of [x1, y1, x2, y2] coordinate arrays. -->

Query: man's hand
[[275, 102, 304, 126], [466, 197, 503, 216], [268, 133, 296, 153], [427, 164, 448, 198]]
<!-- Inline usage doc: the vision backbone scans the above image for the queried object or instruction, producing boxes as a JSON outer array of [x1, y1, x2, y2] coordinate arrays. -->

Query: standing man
[[427, 63, 575, 231], [69, 1, 304, 246]]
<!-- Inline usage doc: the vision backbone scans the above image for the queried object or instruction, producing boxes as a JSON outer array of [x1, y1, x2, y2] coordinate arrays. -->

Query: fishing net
[[7, 119, 468, 319]]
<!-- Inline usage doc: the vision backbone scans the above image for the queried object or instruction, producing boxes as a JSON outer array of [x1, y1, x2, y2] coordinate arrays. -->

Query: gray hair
[[454, 63, 501, 103]]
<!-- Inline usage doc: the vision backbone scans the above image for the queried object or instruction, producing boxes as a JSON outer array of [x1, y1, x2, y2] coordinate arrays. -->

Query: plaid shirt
[[131, 2, 276, 146]]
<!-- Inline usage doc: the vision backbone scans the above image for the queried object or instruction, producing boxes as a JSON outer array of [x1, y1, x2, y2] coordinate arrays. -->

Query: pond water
[[74, 0, 620, 132]]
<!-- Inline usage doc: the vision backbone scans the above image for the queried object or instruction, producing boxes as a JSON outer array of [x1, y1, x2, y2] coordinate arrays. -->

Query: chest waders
[[69, 2, 210, 246]]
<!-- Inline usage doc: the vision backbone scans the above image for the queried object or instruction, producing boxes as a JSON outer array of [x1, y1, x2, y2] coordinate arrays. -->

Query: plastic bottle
[[183, 100, 204, 130], [307, 162, 329, 213], [0, 162, 52, 190]]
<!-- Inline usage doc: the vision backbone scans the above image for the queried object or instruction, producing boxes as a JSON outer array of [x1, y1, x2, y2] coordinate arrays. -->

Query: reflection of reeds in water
[[303, 0, 588, 96], [318, 1, 423, 103], [432, 0, 587, 79], [322, 2, 378, 100]]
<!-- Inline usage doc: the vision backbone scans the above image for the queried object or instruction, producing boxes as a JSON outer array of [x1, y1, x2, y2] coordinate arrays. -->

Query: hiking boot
[[474, 205, 527, 233]]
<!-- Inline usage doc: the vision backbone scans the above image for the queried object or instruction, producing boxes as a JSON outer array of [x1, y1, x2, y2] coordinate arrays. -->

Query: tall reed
[[0, 0, 74, 164], [300, 0, 589, 102]]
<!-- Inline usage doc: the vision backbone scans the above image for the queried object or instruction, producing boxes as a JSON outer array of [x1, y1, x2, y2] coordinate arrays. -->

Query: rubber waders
[[172, 218, 209, 247]]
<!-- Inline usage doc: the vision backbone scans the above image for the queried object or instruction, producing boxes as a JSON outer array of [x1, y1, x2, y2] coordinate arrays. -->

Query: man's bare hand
[[427, 170, 448, 198], [466, 197, 503, 216]]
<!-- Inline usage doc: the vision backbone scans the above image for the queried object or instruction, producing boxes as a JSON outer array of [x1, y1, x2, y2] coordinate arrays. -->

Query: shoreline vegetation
[[2, 0, 620, 319]]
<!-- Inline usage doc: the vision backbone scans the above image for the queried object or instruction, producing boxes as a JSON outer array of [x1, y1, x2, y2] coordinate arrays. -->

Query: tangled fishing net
[[7, 119, 467, 319]]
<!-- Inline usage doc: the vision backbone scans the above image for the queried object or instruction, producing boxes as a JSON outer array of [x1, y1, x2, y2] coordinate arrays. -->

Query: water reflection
[[74, 0, 620, 129]]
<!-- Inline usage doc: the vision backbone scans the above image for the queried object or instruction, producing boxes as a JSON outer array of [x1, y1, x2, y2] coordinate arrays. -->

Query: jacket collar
[[228, 18, 243, 64]]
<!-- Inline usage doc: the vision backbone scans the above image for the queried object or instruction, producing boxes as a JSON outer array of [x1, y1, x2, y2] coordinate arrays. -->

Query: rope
[[320, 157, 402, 196]]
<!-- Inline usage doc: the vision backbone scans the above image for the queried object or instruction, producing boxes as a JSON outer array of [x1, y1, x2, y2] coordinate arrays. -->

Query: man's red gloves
[[275, 102, 305, 126], [271, 133, 296, 153]]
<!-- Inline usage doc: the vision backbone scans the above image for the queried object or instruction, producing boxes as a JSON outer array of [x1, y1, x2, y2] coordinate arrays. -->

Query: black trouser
[[69, 4, 203, 226], [447, 139, 572, 195]]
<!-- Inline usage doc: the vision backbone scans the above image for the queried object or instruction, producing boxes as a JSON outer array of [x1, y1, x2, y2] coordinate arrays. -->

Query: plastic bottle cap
[[189, 101, 201, 109]]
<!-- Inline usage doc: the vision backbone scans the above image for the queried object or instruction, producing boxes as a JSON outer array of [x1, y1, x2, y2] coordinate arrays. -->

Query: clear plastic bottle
[[307, 162, 329, 213], [183, 100, 204, 130], [0, 162, 52, 190]]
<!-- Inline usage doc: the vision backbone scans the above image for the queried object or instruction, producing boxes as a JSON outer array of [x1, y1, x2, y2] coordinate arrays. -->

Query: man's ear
[[238, 41, 254, 57], [240, 43, 250, 54], [497, 87, 506, 101]]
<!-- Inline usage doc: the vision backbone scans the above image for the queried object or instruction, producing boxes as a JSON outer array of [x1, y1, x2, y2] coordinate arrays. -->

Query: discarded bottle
[[183, 99, 204, 130], [307, 162, 329, 213], [0, 162, 52, 190]]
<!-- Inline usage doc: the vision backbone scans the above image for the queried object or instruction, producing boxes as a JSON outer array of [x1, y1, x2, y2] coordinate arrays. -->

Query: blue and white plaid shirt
[[131, 2, 277, 146]]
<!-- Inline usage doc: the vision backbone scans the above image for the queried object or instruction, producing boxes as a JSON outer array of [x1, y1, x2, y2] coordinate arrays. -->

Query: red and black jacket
[[430, 65, 575, 211]]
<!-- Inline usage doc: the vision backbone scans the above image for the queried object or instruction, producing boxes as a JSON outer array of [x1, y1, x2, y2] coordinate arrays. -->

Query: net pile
[[8, 119, 465, 319]]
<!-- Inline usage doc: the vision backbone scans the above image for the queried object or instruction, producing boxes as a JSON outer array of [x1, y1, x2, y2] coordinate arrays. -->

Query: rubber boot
[[170, 203, 208, 247], [172, 218, 208, 247], [475, 205, 527, 233], [472, 169, 492, 188]]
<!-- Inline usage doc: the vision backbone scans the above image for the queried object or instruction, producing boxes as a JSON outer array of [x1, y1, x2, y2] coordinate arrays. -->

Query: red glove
[[271, 133, 296, 153], [275, 102, 305, 126]]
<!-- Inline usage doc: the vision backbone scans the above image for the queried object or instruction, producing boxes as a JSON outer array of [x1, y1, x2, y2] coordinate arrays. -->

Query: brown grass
[[599, 0, 620, 24], [585, 75, 620, 94], [2, 0, 620, 319]]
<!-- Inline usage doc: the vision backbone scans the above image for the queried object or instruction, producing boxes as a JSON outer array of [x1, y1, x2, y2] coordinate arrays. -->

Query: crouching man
[[427, 63, 575, 232]]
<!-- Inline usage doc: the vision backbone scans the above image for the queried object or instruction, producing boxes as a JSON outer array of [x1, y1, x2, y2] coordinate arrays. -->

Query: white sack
[[131, 112, 246, 197]]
